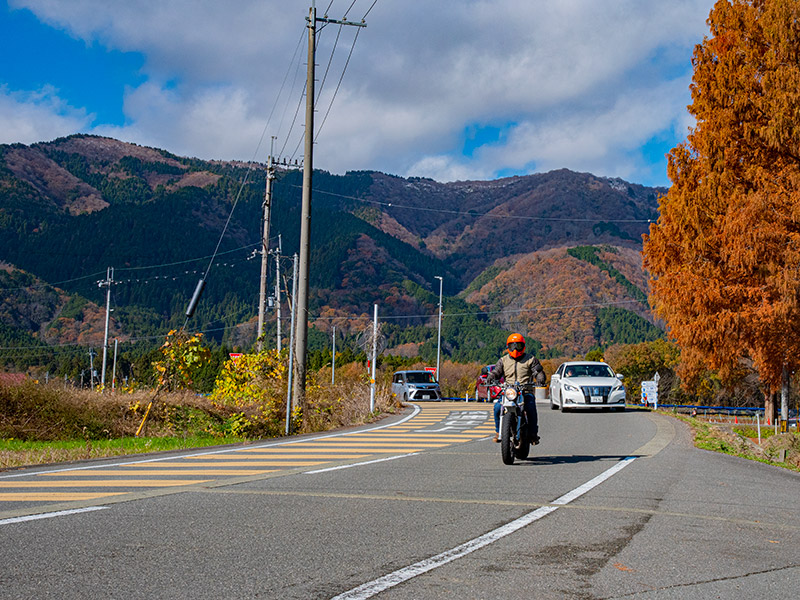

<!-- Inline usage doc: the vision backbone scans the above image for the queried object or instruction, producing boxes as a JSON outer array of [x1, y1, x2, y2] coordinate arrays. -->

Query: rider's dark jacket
[[489, 352, 546, 387]]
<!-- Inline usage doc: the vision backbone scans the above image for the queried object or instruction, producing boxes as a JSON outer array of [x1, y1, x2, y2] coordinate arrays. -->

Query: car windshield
[[406, 372, 435, 384], [564, 365, 614, 378]]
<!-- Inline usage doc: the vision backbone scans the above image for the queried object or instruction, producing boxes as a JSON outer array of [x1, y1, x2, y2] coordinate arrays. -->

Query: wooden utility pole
[[293, 4, 366, 412]]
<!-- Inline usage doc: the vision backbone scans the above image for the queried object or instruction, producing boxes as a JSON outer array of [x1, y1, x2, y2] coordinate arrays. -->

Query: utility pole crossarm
[[315, 16, 367, 27]]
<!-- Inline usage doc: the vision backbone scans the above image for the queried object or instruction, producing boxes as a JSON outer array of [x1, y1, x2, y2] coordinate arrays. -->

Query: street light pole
[[434, 275, 443, 380]]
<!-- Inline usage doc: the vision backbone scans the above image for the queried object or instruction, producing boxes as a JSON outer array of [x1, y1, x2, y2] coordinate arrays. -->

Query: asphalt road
[[1, 402, 798, 599]]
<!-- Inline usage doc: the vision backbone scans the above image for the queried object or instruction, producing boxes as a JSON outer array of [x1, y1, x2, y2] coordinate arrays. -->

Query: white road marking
[[0, 506, 108, 526], [330, 456, 637, 600], [303, 453, 419, 474]]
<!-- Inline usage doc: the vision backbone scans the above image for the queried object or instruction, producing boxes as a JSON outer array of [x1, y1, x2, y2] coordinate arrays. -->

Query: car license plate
[[420, 394, 429, 399], [590, 396, 603, 403]]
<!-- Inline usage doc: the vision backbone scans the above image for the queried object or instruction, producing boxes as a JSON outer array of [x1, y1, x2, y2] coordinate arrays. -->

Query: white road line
[[330, 456, 637, 600], [304, 453, 419, 474], [0, 506, 108, 526]]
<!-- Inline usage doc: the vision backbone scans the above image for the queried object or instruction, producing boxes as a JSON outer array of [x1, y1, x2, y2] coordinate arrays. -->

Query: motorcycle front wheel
[[500, 413, 516, 465]]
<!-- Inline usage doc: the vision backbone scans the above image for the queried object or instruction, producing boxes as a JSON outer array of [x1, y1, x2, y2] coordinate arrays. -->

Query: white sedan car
[[549, 361, 626, 411]]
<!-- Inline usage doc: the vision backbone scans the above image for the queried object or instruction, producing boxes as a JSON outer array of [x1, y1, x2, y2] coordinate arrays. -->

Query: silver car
[[549, 361, 626, 411], [391, 370, 442, 402]]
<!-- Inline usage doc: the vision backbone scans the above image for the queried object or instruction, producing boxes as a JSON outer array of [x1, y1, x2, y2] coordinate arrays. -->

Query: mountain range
[[0, 134, 667, 373]]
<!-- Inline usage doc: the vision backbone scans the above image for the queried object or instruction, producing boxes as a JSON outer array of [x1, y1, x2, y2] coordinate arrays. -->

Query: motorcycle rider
[[489, 333, 545, 445]]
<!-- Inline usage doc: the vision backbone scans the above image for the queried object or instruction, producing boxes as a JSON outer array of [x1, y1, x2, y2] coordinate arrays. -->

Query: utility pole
[[257, 144, 277, 352], [370, 304, 378, 412], [98, 267, 114, 391], [435, 275, 443, 379], [111, 338, 118, 391], [294, 3, 367, 412], [88, 348, 96, 388], [286, 253, 299, 435], [331, 325, 336, 385], [275, 234, 282, 352]]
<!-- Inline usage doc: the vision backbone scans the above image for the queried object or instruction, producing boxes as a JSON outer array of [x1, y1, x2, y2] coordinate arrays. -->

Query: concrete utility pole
[[331, 325, 336, 385], [88, 348, 96, 388], [111, 338, 118, 391], [435, 275, 443, 379], [286, 253, 299, 435], [275, 234, 282, 352], [257, 148, 276, 352], [293, 4, 367, 411], [99, 267, 114, 391], [370, 304, 378, 412]]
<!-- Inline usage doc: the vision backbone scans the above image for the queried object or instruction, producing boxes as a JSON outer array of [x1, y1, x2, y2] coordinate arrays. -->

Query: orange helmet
[[506, 333, 525, 358]]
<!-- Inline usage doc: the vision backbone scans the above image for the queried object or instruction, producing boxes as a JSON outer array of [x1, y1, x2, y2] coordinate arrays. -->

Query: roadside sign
[[641, 380, 658, 408], [229, 353, 243, 360], [424, 367, 437, 377]]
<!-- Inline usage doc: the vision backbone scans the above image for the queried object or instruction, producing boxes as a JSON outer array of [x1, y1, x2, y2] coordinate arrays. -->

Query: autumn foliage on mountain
[[643, 0, 800, 392]]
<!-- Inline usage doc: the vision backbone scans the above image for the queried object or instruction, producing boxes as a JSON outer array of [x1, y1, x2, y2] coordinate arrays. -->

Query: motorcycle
[[499, 381, 534, 465]]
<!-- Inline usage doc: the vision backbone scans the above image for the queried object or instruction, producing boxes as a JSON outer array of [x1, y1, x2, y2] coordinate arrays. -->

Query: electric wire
[[277, 28, 308, 159], [297, 185, 655, 224], [362, 0, 379, 19], [315, 27, 361, 142]]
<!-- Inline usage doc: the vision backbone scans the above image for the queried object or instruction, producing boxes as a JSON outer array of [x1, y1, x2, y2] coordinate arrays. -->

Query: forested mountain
[[0, 134, 666, 375]]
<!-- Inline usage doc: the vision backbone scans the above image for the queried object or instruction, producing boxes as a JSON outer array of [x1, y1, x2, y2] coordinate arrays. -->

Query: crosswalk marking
[[0, 480, 210, 488], [0, 492, 127, 502], [0, 403, 494, 506], [42, 469, 278, 476]]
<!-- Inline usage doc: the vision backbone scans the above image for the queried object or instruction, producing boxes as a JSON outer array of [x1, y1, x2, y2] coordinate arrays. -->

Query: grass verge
[[669, 412, 800, 472]]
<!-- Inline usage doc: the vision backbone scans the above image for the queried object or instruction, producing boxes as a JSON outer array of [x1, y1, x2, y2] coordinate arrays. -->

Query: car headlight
[[612, 382, 625, 392], [504, 387, 518, 401], [563, 383, 579, 392]]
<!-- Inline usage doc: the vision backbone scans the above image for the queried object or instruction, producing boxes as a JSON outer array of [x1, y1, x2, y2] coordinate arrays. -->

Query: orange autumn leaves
[[643, 0, 800, 391]]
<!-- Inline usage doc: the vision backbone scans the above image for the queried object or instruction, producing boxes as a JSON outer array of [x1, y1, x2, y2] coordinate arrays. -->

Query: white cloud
[[0, 86, 92, 145], [9, 0, 716, 186]]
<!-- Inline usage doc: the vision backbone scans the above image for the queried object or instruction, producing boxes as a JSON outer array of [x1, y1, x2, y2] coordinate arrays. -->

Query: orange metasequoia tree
[[643, 0, 800, 406]]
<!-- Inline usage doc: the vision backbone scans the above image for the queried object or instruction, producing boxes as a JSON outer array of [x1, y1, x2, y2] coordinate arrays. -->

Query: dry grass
[[0, 366, 402, 469]]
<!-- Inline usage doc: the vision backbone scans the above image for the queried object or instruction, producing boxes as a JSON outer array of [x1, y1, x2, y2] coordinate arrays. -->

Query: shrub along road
[[0, 402, 798, 599]]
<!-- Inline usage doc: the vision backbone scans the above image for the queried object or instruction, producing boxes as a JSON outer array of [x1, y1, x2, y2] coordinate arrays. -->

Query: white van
[[391, 370, 442, 402]]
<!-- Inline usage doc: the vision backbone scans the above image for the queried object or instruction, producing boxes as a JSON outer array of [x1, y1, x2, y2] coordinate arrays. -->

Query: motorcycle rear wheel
[[500, 413, 516, 465]]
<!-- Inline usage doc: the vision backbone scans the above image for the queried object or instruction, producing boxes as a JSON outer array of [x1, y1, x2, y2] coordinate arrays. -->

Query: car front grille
[[580, 385, 611, 403]]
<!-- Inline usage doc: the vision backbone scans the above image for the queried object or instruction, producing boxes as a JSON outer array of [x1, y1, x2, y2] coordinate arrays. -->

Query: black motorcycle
[[499, 382, 534, 465]]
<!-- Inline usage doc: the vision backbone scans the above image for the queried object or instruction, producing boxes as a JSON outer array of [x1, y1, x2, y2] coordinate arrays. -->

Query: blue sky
[[0, 0, 716, 188]]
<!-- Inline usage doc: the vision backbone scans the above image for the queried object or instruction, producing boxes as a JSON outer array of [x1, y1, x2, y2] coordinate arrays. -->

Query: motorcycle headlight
[[504, 387, 518, 401]]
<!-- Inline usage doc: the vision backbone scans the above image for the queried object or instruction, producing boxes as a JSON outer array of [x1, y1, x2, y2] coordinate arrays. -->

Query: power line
[[315, 26, 361, 142], [295, 185, 655, 224]]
